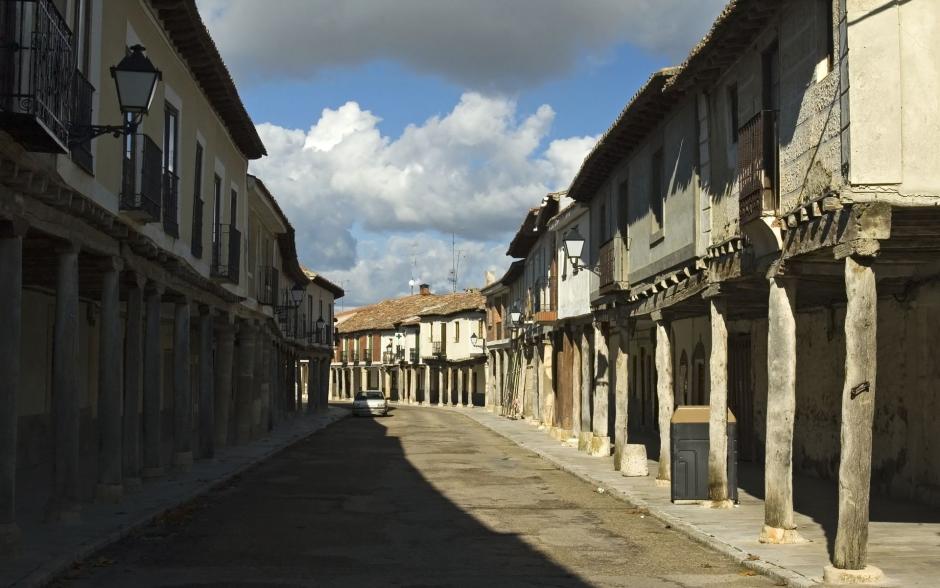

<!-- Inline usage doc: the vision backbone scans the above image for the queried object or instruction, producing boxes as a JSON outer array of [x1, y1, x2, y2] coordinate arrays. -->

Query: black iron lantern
[[290, 284, 305, 306], [562, 227, 586, 270], [112, 45, 162, 118]]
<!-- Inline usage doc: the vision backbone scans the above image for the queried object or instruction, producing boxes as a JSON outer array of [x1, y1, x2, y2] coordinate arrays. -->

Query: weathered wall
[[554, 209, 592, 320]]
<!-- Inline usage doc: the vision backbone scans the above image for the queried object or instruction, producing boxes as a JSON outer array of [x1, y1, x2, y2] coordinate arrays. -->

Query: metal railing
[[120, 134, 162, 222], [191, 197, 203, 258], [162, 171, 179, 237], [351, 351, 359, 364], [737, 110, 778, 224], [257, 265, 278, 306], [340, 350, 348, 364], [364, 347, 372, 365], [69, 70, 93, 171], [0, 0, 75, 152], [210, 224, 240, 284], [431, 341, 444, 356], [410, 349, 417, 364]]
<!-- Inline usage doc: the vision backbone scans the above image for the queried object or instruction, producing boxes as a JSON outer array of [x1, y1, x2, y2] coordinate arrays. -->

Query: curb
[[455, 408, 817, 588], [17, 408, 350, 588]]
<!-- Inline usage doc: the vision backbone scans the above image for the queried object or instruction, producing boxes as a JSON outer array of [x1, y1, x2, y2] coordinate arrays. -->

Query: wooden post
[[707, 297, 731, 505], [761, 277, 804, 543], [578, 327, 593, 451], [653, 314, 674, 483], [833, 256, 878, 570]]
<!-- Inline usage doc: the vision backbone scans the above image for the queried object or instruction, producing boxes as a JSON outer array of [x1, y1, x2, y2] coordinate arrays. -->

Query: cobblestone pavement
[[59, 405, 774, 587]]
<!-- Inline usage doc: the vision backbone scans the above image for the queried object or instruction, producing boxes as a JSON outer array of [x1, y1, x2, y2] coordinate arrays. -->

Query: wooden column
[[235, 321, 256, 444], [707, 297, 731, 505], [761, 277, 804, 542], [571, 330, 582, 437], [653, 314, 674, 483], [578, 328, 593, 451], [833, 256, 878, 571], [172, 299, 193, 471], [142, 284, 164, 478], [198, 306, 215, 458]]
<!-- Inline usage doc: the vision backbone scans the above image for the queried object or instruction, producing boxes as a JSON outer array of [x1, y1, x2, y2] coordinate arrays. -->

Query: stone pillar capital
[[146, 281, 165, 297], [98, 256, 124, 272]]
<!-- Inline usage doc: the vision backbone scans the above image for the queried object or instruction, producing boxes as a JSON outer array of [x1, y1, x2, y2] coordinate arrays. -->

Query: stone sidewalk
[[1, 408, 348, 587], [448, 405, 940, 588]]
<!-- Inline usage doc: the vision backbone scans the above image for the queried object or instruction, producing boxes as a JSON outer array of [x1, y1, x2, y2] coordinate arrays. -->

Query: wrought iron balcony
[[737, 110, 778, 225], [598, 237, 629, 295], [257, 265, 278, 306], [410, 349, 418, 364], [162, 171, 179, 237], [0, 0, 74, 153], [211, 224, 240, 284], [69, 70, 93, 172], [351, 351, 360, 364], [431, 341, 445, 357], [120, 134, 162, 222], [382, 351, 394, 364]]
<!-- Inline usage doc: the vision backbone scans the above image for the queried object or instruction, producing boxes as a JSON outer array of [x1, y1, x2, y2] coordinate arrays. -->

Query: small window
[[455, 322, 461, 342], [212, 175, 222, 243], [817, 0, 835, 76]]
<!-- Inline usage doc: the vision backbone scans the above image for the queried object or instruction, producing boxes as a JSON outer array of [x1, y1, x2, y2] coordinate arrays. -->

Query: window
[[212, 175, 222, 243], [191, 143, 204, 258], [163, 104, 178, 176], [455, 321, 461, 342], [229, 188, 238, 226], [650, 148, 665, 237], [619, 178, 630, 235], [727, 84, 739, 143], [817, 0, 834, 76]]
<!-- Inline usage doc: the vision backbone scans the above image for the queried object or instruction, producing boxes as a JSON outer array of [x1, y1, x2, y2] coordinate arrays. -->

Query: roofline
[[150, 0, 266, 159]]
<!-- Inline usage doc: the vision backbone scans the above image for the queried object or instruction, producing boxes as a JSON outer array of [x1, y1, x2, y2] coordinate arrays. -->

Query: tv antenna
[[447, 233, 464, 293]]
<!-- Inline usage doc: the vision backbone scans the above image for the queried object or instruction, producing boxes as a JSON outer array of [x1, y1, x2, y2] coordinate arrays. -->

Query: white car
[[353, 390, 389, 417]]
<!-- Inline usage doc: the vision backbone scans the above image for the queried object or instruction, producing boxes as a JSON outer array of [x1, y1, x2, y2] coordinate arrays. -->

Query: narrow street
[[61, 407, 772, 587]]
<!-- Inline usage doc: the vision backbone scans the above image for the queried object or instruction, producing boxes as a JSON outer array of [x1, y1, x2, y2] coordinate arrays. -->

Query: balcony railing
[[431, 341, 444, 357], [489, 321, 503, 341], [364, 348, 372, 365], [737, 110, 778, 225], [120, 134, 162, 222], [257, 265, 278, 306], [340, 350, 348, 364], [382, 351, 394, 364], [211, 224, 240, 284], [410, 349, 418, 364], [351, 351, 360, 364], [191, 197, 204, 258], [69, 70, 93, 172], [0, 0, 74, 153], [162, 171, 179, 237], [598, 238, 629, 294]]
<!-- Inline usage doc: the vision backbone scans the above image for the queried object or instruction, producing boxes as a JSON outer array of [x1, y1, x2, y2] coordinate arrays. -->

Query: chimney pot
[[419, 284, 431, 296]]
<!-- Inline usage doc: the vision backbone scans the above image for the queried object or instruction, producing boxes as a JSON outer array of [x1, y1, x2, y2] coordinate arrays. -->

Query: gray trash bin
[[670, 406, 738, 503]]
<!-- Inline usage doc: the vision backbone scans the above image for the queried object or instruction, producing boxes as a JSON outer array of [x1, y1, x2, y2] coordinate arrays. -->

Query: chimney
[[419, 283, 431, 296], [484, 270, 496, 286]]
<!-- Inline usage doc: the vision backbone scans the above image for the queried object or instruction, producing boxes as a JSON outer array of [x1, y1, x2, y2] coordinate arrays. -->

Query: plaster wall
[[846, 0, 940, 196], [54, 0, 251, 293], [554, 209, 591, 320]]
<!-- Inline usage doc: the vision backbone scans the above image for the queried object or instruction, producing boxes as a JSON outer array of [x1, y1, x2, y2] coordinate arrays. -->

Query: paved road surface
[[60, 406, 774, 587]]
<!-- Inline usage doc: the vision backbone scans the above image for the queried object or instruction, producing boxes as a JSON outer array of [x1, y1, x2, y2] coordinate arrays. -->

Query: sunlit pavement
[[61, 405, 772, 587]]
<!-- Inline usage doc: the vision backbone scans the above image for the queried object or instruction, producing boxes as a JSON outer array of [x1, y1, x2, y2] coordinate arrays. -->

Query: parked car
[[353, 390, 389, 417]]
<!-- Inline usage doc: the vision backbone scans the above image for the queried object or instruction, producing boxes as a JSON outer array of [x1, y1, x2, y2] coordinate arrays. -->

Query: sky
[[197, 0, 727, 308]]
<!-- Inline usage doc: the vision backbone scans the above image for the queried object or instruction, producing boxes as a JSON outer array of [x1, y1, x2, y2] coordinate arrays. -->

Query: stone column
[[491, 351, 500, 413], [410, 367, 417, 404], [707, 297, 731, 506], [197, 306, 215, 458], [541, 341, 554, 426], [653, 314, 674, 484], [235, 321, 256, 444], [321, 360, 330, 412], [829, 256, 881, 581], [422, 366, 430, 405], [213, 318, 235, 450], [612, 325, 627, 469], [96, 257, 124, 502], [307, 359, 319, 414], [761, 278, 804, 543], [172, 299, 193, 471], [455, 367, 463, 406], [396, 365, 403, 402], [142, 284, 164, 478], [47, 242, 81, 521], [578, 328, 593, 452], [437, 367, 444, 406], [253, 330, 266, 437], [122, 272, 145, 491], [590, 322, 611, 457], [0, 220, 25, 549]]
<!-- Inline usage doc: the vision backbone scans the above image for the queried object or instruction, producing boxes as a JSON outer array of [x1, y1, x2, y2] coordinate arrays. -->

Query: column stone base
[[655, 478, 671, 488], [589, 435, 611, 457], [578, 432, 594, 452], [124, 477, 143, 492], [95, 483, 124, 504], [822, 565, 884, 585], [759, 525, 808, 544], [143, 466, 165, 479], [173, 451, 194, 472], [0, 522, 21, 555], [701, 499, 735, 509], [620, 444, 649, 477]]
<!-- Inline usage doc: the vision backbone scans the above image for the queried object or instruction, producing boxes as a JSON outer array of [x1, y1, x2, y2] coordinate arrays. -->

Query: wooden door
[[729, 334, 755, 462]]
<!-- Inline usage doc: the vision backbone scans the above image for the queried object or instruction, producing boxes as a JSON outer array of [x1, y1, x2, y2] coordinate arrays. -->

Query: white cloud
[[249, 93, 593, 304], [198, 0, 726, 89]]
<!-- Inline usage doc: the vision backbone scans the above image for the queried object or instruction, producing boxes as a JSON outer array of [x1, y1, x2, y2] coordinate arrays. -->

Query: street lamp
[[315, 316, 325, 343], [70, 45, 162, 145], [290, 284, 305, 306], [509, 304, 522, 326], [562, 227, 586, 272]]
